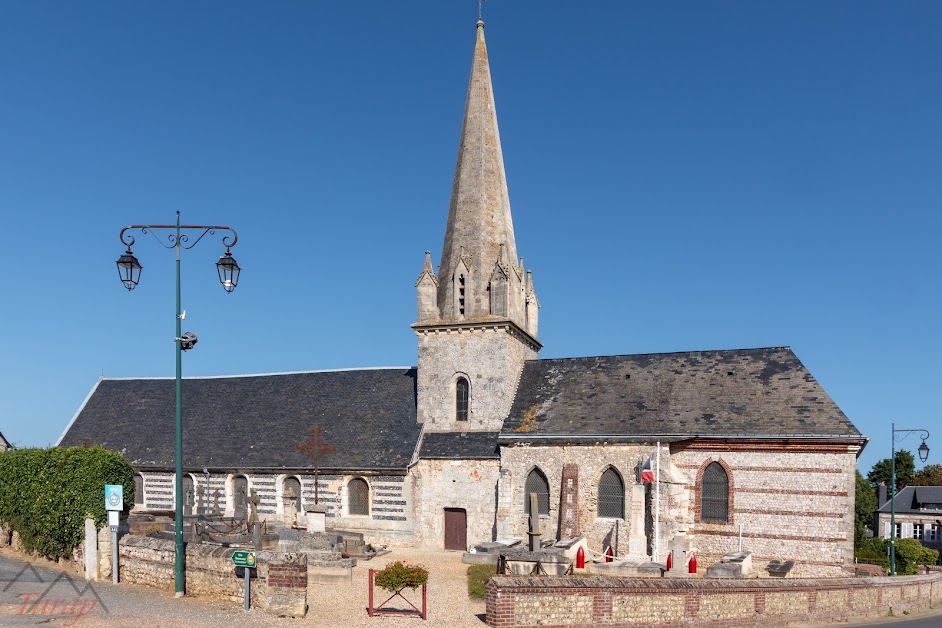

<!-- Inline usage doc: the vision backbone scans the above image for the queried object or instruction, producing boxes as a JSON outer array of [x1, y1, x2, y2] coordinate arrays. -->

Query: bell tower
[[412, 20, 540, 433]]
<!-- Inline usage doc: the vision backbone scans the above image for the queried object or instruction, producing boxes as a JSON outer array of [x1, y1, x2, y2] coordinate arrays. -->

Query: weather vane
[[479, 0, 485, 21]]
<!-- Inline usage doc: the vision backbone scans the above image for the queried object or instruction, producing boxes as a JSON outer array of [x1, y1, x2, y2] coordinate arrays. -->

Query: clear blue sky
[[1, 2, 939, 477]]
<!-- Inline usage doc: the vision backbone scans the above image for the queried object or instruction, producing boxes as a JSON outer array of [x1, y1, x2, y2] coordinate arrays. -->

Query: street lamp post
[[889, 423, 930, 576], [116, 211, 240, 596]]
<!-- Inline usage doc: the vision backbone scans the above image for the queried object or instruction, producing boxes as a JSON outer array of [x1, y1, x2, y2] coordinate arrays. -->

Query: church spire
[[435, 19, 533, 333], [412, 19, 540, 432]]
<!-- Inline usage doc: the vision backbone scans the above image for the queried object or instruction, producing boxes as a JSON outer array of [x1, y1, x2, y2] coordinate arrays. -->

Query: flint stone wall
[[118, 535, 307, 617], [413, 459, 500, 548], [485, 572, 942, 627], [671, 447, 858, 577], [497, 444, 671, 554], [498, 443, 858, 577]]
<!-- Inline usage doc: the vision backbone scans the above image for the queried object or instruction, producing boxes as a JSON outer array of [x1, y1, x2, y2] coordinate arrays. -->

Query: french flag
[[641, 453, 656, 483]]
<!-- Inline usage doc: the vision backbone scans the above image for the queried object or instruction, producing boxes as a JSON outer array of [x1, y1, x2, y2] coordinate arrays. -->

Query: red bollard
[[605, 546, 614, 562], [666, 551, 673, 570], [576, 546, 585, 569], [689, 552, 697, 574]]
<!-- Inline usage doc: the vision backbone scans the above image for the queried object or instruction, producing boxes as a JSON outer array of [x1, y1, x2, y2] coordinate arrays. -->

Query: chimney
[[878, 483, 888, 507]]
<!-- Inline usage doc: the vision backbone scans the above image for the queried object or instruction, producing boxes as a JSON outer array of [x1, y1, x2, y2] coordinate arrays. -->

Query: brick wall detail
[[485, 573, 942, 627]]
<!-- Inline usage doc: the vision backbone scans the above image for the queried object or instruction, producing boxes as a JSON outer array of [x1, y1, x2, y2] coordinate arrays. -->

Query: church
[[58, 20, 867, 577]]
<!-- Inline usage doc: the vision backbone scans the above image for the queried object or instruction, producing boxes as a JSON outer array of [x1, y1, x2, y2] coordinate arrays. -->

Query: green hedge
[[855, 537, 889, 569], [0, 446, 135, 560], [895, 538, 940, 575], [855, 537, 941, 574]]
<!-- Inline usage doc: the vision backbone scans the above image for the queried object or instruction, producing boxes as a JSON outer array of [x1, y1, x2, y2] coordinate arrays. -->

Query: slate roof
[[877, 486, 942, 514], [419, 432, 500, 459], [0, 430, 10, 451], [58, 368, 421, 471], [500, 347, 864, 443]]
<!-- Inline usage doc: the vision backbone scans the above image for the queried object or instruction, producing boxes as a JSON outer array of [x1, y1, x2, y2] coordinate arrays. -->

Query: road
[[0, 548, 290, 627]]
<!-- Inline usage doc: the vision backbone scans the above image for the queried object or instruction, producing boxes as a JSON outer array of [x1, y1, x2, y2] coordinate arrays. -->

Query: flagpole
[[654, 441, 660, 563]]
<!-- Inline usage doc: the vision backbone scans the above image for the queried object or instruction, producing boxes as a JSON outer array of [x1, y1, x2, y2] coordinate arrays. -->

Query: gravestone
[[766, 559, 795, 577], [667, 535, 691, 573], [306, 504, 327, 533], [248, 490, 261, 526], [627, 484, 646, 558], [528, 493, 541, 551], [283, 487, 298, 527]]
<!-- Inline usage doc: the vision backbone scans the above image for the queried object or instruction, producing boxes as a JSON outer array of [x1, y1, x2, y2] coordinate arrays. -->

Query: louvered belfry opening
[[524, 469, 550, 515], [701, 462, 729, 523], [597, 468, 625, 519], [349, 478, 370, 515]]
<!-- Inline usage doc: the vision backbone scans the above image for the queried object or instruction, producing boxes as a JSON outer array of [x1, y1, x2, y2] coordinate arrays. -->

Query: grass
[[467, 563, 498, 599]]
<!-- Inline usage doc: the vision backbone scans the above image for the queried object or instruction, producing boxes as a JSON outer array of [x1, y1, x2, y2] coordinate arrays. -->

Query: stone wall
[[415, 325, 538, 431], [118, 535, 307, 617], [671, 444, 858, 577], [497, 444, 660, 554], [485, 572, 942, 627], [412, 458, 501, 548], [498, 442, 858, 576], [133, 470, 416, 546]]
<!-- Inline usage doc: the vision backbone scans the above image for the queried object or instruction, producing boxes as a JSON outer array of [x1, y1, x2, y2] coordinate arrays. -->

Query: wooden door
[[444, 508, 467, 551]]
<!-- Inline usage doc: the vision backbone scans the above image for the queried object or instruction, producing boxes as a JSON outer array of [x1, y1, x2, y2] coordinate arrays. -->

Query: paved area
[[0, 546, 484, 627]]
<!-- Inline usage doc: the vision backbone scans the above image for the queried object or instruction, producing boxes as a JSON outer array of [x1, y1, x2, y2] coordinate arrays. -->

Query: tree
[[912, 464, 942, 486], [854, 470, 877, 545], [296, 425, 335, 505], [894, 538, 940, 575], [867, 450, 915, 491]]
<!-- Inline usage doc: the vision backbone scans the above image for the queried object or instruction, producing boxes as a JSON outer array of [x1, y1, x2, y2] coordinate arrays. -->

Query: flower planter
[[367, 561, 428, 620]]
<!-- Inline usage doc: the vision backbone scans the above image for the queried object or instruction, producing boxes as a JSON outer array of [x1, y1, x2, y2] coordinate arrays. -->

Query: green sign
[[231, 551, 256, 567]]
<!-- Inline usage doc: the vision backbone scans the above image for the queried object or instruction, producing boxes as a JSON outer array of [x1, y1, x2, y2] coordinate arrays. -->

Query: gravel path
[[0, 547, 485, 627]]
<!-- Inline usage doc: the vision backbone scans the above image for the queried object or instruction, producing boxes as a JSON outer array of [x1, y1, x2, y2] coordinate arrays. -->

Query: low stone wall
[[119, 536, 307, 617], [485, 572, 942, 627]]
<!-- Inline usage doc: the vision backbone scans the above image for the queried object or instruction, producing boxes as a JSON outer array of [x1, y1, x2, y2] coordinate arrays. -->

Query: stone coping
[[488, 571, 942, 592], [486, 571, 942, 627]]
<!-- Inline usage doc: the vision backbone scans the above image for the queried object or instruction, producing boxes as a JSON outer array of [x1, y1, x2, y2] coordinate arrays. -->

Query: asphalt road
[[0, 549, 291, 627]]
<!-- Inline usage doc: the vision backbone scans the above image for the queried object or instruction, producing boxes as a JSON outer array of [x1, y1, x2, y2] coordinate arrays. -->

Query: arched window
[[233, 475, 248, 519], [183, 475, 194, 515], [134, 474, 144, 506], [597, 468, 625, 519], [349, 478, 370, 516], [283, 477, 302, 513], [701, 462, 729, 523], [524, 469, 550, 516], [456, 377, 470, 421]]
